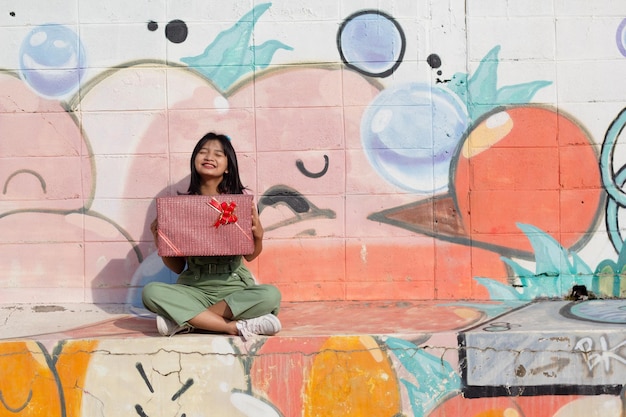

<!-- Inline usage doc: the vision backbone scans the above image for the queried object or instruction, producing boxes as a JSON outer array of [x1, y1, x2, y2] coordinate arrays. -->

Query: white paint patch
[[371, 109, 392, 134], [485, 111, 511, 129], [212, 337, 236, 365], [214, 96, 230, 113], [96, 255, 108, 270], [30, 31, 47, 46], [553, 395, 622, 417], [360, 244, 368, 264], [230, 392, 280, 417]]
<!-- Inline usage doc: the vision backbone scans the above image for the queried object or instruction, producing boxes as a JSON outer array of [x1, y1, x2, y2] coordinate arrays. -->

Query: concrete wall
[[2, 300, 626, 417], [1, 0, 625, 307]]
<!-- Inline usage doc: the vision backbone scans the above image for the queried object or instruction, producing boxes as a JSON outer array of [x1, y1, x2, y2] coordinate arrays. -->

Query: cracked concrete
[[1, 299, 625, 416]]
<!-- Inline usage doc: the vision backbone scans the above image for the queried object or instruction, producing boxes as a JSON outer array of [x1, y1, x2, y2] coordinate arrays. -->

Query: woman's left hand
[[245, 203, 264, 262], [251, 203, 264, 241]]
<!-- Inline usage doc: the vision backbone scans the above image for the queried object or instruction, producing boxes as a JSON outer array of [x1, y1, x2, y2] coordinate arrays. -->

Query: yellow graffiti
[[304, 335, 400, 417], [0, 340, 98, 417], [475, 409, 521, 417]]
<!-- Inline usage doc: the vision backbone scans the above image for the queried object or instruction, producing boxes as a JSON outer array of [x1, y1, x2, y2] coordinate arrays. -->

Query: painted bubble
[[19, 24, 86, 97], [338, 10, 405, 77], [564, 300, 626, 324], [361, 83, 468, 193], [127, 252, 176, 316], [617, 18, 626, 57]]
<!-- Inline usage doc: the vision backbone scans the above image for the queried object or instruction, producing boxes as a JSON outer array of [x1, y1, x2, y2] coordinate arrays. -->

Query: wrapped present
[[156, 194, 254, 256]]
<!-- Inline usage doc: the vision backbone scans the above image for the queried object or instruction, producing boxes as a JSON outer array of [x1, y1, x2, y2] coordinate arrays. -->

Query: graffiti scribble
[[575, 336, 626, 373]]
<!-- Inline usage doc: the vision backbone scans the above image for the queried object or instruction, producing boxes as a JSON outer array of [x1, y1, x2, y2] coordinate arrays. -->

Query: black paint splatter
[[427, 53, 442, 69], [135, 362, 154, 393], [134, 362, 194, 417], [165, 19, 188, 43], [171, 379, 194, 401]]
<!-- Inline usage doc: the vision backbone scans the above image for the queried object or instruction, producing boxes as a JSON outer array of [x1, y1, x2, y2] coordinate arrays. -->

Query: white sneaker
[[156, 315, 193, 337], [236, 314, 281, 341]]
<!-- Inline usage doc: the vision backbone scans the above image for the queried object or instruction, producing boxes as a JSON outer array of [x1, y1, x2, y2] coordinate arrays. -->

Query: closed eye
[[3, 169, 46, 194], [296, 155, 329, 178]]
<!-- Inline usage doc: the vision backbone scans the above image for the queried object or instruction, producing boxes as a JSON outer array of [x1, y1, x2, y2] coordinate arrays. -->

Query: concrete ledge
[[1, 300, 625, 416]]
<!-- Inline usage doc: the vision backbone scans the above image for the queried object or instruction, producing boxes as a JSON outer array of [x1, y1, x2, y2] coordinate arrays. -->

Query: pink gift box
[[156, 195, 254, 256]]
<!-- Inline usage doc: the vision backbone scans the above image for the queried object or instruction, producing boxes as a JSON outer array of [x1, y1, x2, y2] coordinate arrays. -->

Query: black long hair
[[186, 132, 246, 195]]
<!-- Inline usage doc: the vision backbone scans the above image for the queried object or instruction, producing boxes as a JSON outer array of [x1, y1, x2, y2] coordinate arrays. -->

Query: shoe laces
[[171, 323, 193, 337], [158, 315, 193, 337], [236, 314, 280, 341], [237, 323, 254, 341]]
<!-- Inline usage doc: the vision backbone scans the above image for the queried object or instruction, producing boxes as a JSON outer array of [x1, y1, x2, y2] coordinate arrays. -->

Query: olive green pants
[[142, 257, 281, 325]]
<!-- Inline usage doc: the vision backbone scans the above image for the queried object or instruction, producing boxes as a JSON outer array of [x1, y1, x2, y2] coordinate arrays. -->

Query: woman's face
[[194, 139, 228, 180]]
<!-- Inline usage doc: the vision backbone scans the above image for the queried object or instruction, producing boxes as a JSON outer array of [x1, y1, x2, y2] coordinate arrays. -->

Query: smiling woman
[[142, 132, 282, 340]]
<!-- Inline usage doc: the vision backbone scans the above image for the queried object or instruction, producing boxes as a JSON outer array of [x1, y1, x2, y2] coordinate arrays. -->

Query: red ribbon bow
[[209, 199, 238, 228]]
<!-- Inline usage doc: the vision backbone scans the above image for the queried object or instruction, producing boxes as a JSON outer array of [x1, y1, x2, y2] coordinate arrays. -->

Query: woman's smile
[[195, 140, 228, 177]]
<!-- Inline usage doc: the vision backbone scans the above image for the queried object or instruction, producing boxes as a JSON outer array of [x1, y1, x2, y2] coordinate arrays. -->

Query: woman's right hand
[[151, 217, 186, 273], [150, 218, 159, 244]]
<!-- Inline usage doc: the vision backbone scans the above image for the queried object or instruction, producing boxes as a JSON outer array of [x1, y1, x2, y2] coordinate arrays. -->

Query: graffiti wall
[[1, 0, 625, 308], [2, 1, 626, 415]]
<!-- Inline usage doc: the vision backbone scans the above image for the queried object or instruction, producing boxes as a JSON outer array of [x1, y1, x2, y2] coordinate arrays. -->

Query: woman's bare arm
[[150, 218, 186, 273]]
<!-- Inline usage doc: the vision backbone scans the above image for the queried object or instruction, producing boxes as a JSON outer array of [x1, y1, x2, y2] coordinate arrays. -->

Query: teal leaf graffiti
[[495, 80, 552, 105], [520, 222, 570, 276], [476, 223, 594, 300], [447, 45, 552, 122], [385, 337, 460, 417], [180, 3, 293, 92], [447, 73, 468, 104], [467, 46, 500, 105]]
